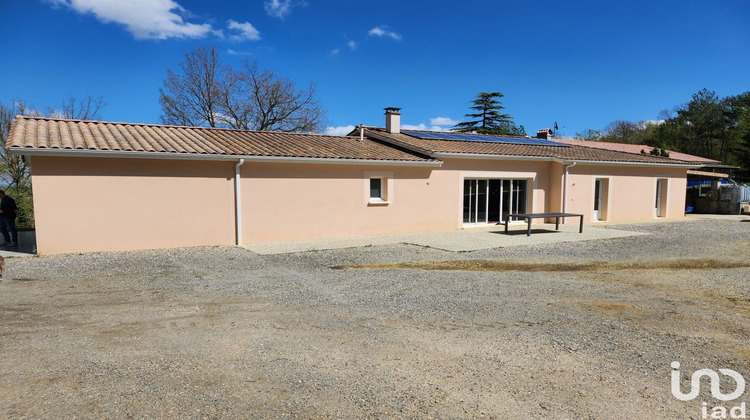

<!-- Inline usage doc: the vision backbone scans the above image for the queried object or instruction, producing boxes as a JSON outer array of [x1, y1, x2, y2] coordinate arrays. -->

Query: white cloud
[[401, 124, 450, 132], [368, 26, 401, 40], [227, 49, 253, 56], [430, 117, 458, 126], [49, 0, 214, 40], [347, 40, 357, 50], [265, 0, 293, 19], [325, 125, 356, 136], [401, 123, 428, 131], [330, 48, 340, 55], [227, 19, 260, 41]]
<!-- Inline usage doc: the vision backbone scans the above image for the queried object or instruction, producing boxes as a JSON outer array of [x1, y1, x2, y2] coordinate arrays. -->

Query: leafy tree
[[727, 92, 750, 174], [0, 101, 38, 228], [452, 92, 524, 135], [673, 89, 730, 161], [160, 46, 327, 133], [576, 88, 750, 179]]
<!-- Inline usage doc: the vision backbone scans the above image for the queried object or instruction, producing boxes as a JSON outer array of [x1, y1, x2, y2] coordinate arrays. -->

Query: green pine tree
[[452, 92, 521, 135]]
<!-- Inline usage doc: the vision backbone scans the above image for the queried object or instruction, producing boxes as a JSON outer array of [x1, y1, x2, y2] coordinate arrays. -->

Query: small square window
[[365, 172, 391, 205], [370, 177, 383, 200]]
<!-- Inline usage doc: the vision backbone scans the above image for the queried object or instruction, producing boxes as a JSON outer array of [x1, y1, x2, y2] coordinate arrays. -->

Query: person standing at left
[[0, 190, 18, 247]]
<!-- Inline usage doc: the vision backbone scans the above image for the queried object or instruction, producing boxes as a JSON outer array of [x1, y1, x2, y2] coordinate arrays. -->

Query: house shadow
[[0, 230, 37, 257], [489, 229, 561, 236]]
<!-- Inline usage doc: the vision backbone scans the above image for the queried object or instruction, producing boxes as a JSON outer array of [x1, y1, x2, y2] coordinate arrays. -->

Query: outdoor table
[[503, 212, 584, 236]]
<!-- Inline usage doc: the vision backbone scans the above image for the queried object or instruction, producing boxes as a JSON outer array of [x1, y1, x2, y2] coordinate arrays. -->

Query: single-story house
[[8, 109, 700, 254]]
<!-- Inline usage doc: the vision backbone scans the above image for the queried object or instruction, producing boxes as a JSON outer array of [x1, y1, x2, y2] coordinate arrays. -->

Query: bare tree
[[49, 95, 106, 120], [159, 47, 327, 132], [602, 120, 642, 144], [160, 47, 222, 127]]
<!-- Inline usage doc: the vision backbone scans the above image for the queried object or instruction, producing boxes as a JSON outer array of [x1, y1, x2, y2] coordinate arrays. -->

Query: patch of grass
[[728, 296, 750, 303], [332, 259, 750, 272]]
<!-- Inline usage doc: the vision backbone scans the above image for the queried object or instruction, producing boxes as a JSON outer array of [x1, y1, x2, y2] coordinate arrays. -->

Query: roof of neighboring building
[[7, 116, 437, 164], [686, 169, 729, 179], [554, 139, 721, 164], [363, 128, 695, 165]]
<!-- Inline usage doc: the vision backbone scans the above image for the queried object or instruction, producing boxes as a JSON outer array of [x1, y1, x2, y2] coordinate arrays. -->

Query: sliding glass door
[[463, 178, 528, 224]]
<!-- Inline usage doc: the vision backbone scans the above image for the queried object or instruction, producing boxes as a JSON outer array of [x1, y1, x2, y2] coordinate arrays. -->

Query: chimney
[[384, 107, 401, 134], [536, 128, 554, 140]]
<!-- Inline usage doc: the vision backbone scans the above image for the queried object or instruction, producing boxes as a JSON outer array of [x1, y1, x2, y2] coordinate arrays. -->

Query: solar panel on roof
[[401, 130, 570, 147]]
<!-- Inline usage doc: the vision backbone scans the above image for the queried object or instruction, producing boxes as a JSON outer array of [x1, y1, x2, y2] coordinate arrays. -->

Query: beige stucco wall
[[239, 158, 558, 244], [27, 155, 688, 254], [30, 156, 236, 254], [566, 164, 687, 224], [440, 158, 553, 224], [240, 162, 456, 243]]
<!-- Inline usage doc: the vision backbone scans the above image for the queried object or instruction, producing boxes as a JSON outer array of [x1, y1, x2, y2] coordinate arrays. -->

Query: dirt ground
[[1, 218, 749, 418]]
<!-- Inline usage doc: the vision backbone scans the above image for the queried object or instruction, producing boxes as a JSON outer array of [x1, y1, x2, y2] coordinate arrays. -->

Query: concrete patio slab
[[0, 230, 37, 258], [243, 223, 648, 255]]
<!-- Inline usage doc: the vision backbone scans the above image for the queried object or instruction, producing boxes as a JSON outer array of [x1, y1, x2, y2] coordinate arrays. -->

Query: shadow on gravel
[[489, 229, 560, 236], [332, 259, 750, 272]]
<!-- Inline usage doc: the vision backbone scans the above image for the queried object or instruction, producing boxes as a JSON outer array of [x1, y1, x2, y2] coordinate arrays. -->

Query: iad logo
[[671, 361, 746, 401], [671, 361, 747, 419]]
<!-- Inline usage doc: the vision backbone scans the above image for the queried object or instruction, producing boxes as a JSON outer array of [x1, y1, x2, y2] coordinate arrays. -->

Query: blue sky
[[1, 0, 748, 137]]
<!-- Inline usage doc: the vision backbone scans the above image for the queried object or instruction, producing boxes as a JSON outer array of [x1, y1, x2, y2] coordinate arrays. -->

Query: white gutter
[[10, 148, 443, 167], [563, 162, 577, 219], [235, 159, 245, 245]]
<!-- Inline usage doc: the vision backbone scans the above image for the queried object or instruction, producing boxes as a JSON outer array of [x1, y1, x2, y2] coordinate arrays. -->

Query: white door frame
[[593, 178, 603, 221], [463, 178, 528, 225]]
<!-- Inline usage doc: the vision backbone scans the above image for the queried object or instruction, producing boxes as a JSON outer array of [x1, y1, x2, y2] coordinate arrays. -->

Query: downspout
[[235, 159, 245, 245], [563, 161, 576, 222]]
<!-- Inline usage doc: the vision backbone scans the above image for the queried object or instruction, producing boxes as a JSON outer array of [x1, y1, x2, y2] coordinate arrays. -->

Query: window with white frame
[[369, 177, 386, 202], [365, 171, 392, 205]]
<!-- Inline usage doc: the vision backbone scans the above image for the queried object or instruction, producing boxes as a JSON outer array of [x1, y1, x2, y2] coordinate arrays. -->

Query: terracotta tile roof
[[365, 128, 695, 165], [7, 116, 437, 163], [554, 139, 721, 164]]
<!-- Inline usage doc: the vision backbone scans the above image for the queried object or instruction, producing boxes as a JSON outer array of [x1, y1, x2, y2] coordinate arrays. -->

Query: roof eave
[[10, 148, 443, 167]]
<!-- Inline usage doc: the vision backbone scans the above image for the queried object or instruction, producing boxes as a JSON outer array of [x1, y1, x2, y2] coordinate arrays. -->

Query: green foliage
[[452, 92, 525, 135], [649, 148, 669, 157], [674, 89, 730, 161], [0, 102, 34, 228], [3, 185, 34, 229], [727, 92, 750, 173], [578, 88, 750, 177]]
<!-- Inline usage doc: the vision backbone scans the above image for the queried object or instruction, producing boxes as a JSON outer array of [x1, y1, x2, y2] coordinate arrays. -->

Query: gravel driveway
[[1, 217, 749, 418]]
